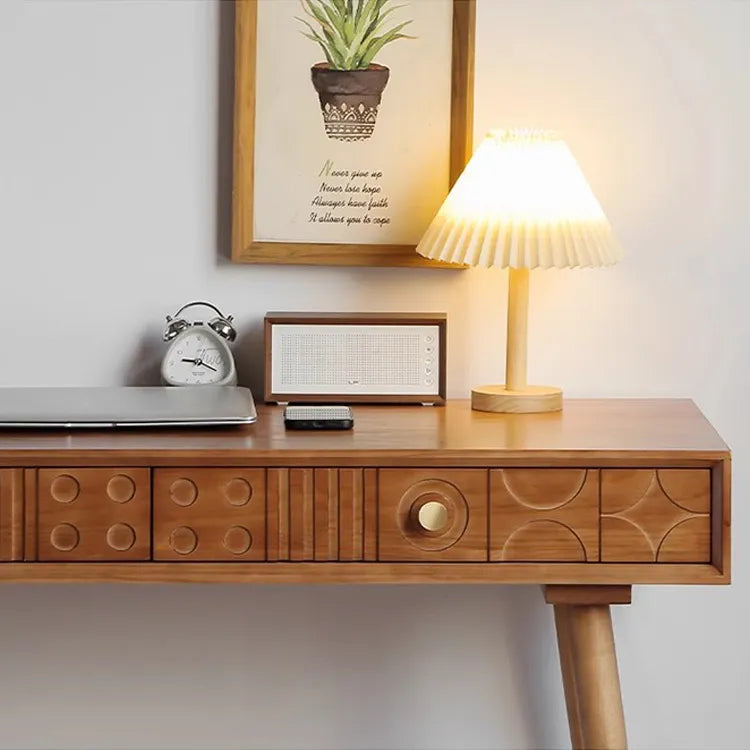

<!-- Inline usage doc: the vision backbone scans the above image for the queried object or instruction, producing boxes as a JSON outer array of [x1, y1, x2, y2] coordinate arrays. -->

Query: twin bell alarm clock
[[161, 301, 238, 386]]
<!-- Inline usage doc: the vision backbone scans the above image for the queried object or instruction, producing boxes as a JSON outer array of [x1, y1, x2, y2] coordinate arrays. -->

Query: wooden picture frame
[[231, 0, 475, 267]]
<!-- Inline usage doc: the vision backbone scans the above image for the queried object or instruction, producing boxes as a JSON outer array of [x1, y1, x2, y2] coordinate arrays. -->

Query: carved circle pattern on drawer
[[600, 469, 711, 562], [170, 526, 198, 555], [657, 517, 710, 562], [38, 468, 150, 561], [397, 479, 468, 551], [502, 470, 587, 511], [657, 470, 709, 513], [489, 469, 599, 562], [106, 523, 136, 552], [169, 479, 199, 507], [153, 469, 266, 561], [106, 474, 136, 504], [50, 475, 80, 504], [50, 523, 80, 552], [223, 478, 253, 507], [223, 525, 253, 555], [502, 520, 586, 561]]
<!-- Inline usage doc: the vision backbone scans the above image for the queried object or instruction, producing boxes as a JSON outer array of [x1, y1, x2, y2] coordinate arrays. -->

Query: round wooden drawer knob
[[417, 501, 448, 532]]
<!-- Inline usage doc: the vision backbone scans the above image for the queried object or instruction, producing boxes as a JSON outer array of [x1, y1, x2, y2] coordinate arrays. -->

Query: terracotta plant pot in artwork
[[311, 63, 390, 142]]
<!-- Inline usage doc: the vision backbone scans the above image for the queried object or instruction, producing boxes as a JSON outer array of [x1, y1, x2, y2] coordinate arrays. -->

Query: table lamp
[[416, 129, 622, 413]]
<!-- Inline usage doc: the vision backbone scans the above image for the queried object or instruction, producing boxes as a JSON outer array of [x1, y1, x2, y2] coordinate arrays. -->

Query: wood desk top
[[0, 399, 730, 586], [0, 399, 729, 467]]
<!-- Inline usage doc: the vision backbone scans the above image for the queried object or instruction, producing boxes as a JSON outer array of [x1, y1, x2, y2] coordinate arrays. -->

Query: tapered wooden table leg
[[555, 605, 585, 748], [546, 586, 630, 750]]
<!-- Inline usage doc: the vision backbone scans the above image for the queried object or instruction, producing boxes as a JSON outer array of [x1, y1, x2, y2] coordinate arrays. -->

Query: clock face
[[163, 329, 235, 386]]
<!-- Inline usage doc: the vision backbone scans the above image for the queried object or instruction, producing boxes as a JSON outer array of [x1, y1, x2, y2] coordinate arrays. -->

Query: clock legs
[[545, 586, 630, 750]]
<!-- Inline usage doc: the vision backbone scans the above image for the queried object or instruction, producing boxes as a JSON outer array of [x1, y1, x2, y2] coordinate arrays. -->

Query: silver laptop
[[0, 386, 257, 428]]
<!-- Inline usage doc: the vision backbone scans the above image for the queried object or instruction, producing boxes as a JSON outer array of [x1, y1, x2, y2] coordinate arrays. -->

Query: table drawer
[[267, 468, 377, 562], [153, 469, 266, 560], [601, 469, 711, 562], [490, 469, 599, 562], [37, 468, 150, 561], [378, 469, 487, 561], [27, 465, 712, 565]]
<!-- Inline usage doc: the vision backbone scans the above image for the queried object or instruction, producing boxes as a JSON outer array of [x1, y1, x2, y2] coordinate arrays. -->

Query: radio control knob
[[417, 501, 448, 532]]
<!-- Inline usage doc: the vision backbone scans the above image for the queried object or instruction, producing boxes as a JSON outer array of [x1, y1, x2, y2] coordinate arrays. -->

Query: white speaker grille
[[271, 324, 440, 396]]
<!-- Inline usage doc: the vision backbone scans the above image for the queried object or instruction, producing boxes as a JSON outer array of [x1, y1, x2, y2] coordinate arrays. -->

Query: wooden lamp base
[[476, 268, 564, 415], [471, 385, 562, 414]]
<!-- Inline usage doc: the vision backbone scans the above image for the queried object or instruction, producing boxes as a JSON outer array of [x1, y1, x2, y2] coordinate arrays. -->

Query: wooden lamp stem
[[505, 268, 529, 390], [471, 267, 562, 413]]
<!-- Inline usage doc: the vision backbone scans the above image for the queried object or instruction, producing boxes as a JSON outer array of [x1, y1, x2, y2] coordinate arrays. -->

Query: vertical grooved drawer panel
[[289, 469, 315, 561], [268, 468, 373, 561], [0, 469, 24, 561]]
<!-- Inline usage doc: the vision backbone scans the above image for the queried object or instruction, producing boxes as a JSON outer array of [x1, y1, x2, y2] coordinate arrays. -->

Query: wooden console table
[[0, 400, 730, 749]]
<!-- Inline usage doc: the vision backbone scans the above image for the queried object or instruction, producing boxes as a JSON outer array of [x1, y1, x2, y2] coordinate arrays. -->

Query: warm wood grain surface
[[36, 469, 150, 561], [0, 399, 730, 585], [545, 585, 632, 606], [153, 469, 266, 561], [378, 469, 487, 561], [600, 469, 711, 562], [0, 561, 727, 585], [0, 400, 729, 466], [0, 469, 23, 561], [491, 469, 599, 562], [554, 604, 628, 749]]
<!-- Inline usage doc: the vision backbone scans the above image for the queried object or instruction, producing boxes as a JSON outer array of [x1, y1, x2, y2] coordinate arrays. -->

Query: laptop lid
[[0, 386, 257, 428]]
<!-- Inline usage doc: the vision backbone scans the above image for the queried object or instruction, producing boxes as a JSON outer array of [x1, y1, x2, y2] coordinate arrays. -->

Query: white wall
[[1, 1, 748, 748]]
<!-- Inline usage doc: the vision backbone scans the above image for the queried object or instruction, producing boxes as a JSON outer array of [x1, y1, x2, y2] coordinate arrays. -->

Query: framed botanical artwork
[[231, 0, 475, 267]]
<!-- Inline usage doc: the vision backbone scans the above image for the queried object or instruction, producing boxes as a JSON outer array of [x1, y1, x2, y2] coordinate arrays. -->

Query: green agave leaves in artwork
[[297, 0, 415, 70]]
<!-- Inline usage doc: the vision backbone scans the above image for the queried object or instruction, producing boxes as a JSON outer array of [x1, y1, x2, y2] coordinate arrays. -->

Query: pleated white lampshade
[[416, 129, 623, 414], [416, 129, 622, 268]]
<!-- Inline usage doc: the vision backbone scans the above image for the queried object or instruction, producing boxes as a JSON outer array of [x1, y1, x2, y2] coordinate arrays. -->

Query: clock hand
[[180, 357, 218, 373]]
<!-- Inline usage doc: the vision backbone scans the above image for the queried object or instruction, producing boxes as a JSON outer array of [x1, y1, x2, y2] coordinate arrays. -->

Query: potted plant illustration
[[297, 0, 414, 141]]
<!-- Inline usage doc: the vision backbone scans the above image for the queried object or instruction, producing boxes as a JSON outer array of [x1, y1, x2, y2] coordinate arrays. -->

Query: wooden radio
[[264, 312, 446, 404]]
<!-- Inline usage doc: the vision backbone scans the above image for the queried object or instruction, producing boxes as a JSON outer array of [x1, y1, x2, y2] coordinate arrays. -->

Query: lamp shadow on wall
[[216, 0, 236, 263]]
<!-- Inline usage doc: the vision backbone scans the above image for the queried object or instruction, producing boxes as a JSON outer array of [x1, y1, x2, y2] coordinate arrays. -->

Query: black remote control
[[283, 405, 353, 430]]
